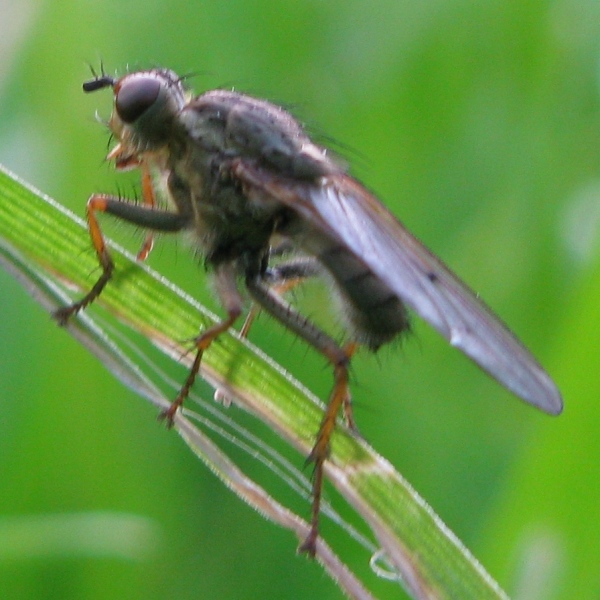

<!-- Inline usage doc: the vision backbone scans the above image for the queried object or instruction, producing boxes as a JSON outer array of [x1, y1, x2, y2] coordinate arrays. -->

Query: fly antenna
[[83, 62, 115, 93], [83, 75, 115, 93]]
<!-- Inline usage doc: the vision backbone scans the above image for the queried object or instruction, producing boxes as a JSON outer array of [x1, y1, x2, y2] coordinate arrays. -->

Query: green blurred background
[[1, 1, 600, 598]]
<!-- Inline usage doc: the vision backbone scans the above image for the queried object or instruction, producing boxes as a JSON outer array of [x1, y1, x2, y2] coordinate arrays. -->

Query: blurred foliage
[[1, 0, 599, 598]]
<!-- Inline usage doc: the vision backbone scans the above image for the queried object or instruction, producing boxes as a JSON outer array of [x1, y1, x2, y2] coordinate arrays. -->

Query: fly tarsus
[[158, 301, 242, 427], [53, 253, 115, 325], [158, 348, 204, 428], [298, 344, 354, 557]]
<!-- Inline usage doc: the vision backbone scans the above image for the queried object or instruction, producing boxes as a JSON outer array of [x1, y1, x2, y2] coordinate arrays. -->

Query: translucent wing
[[234, 163, 562, 415]]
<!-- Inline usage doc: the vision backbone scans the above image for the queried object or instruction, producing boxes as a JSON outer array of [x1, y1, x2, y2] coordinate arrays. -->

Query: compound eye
[[115, 76, 161, 123]]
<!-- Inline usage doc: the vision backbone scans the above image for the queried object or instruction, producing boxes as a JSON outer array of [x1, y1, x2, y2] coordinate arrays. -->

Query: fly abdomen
[[318, 243, 409, 350]]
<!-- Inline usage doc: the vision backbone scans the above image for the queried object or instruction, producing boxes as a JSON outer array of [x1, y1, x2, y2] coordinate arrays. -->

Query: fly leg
[[54, 194, 189, 324], [214, 256, 320, 406], [136, 163, 158, 261], [108, 148, 157, 261], [246, 276, 357, 557], [241, 253, 320, 332], [267, 257, 358, 430], [241, 256, 321, 337], [160, 264, 243, 426], [53, 189, 240, 428], [266, 257, 360, 429]]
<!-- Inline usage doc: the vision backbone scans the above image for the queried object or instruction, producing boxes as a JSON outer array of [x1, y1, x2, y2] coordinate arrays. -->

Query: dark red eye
[[115, 77, 161, 123]]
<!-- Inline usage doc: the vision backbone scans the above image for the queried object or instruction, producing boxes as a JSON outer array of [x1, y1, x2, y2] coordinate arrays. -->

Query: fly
[[55, 67, 563, 556]]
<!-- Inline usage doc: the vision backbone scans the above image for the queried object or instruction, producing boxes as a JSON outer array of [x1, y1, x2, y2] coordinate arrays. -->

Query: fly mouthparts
[[83, 75, 115, 93]]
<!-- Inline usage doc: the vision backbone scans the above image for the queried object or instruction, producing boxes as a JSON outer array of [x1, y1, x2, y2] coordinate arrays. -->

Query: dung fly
[[55, 68, 563, 556]]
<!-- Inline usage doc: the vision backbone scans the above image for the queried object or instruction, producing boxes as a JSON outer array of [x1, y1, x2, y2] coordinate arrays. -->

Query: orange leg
[[213, 270, 309, 405], [136, 163, 156, 261], [237, 275, 306, 340], [298, 342, 355, 557], [108, 148, 154, 260], [54, 194, 115, 324], [246, 277, 359, 556], [158, 307, 242, 426], [159, 263, 244, 424], [54, 193, 188, 325]]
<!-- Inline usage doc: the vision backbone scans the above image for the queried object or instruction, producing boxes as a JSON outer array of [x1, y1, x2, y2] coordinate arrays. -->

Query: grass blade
[[0, 164, 507, 599]]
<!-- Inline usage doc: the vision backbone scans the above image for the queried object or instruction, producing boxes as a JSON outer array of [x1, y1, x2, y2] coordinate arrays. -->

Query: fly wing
[[234, 163, 563, 415]]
